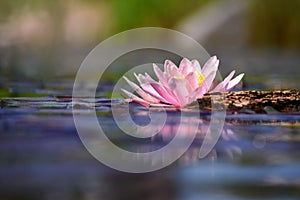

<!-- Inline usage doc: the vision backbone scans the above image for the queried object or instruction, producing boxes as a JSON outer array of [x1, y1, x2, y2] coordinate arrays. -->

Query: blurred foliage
[[0, 0, 64, 20], [248, 0, 300, 49], [0, 0, 299, 47], [0, 0, 212, 81], [109, 0, 211, 33], [0, 0, 211, 36], [0, 0, 300, 83]]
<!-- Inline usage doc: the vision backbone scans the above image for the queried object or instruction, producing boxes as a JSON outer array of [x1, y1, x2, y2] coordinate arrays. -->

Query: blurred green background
[[0, 0, 299, 85]]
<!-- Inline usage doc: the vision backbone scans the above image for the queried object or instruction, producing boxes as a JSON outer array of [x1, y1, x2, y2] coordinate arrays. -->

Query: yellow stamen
[[198, 73, 205, 86], [174, 75, 185, 80]]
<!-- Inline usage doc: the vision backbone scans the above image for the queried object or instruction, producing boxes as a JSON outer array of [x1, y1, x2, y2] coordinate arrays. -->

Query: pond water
[[0, 80, 300, 200]]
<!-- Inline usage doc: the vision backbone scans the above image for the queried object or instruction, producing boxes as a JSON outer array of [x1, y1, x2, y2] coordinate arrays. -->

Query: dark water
[[0, 81, 300, 200]]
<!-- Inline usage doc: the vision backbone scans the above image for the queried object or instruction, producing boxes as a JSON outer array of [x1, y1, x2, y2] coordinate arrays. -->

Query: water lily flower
[[122, 56, 244, 108]]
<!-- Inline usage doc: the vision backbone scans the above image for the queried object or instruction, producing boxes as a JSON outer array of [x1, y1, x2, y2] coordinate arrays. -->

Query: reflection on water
[[1, 93, 300, 199]]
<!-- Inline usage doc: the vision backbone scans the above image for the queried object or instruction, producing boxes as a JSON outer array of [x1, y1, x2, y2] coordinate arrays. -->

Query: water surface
[[0, 81, 299, 200]]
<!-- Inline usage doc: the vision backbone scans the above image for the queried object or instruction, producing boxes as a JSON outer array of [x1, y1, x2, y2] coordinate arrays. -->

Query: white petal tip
[[227, 73, 245, 90]]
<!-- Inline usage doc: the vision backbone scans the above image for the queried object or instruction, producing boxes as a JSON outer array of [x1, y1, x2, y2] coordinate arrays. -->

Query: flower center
[[198, 73, 205, 86], [173, 75, 185, 80]]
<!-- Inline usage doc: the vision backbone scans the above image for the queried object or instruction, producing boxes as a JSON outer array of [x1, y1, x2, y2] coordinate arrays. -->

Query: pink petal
[[123, 76, 160, 103], [212, 70, 236, 92], [144, 72, 158, 83], [168, 65, 181, 77], [164, 60, 177, 74], [185, 72, 199, 91], [202, 56, 219, 77], [179, 58, 193, 75], [134, 73, 151, 86], [121, 89, 150, 107], [141, 85, 169, 103], [134, 73, 167, 102], [164, 60, 183, 82], [168, 78, 189, 107], [142, 73, 176, 105], [226, 73, 244, 91], [191, 59, 201, 73], [188, 85, 206, 103], [201, 70, 217, 92], [153, 64, 167, 85], [134, 72, 143, 84], [150, 82, 181, 107], [150, 103, 173, 107]]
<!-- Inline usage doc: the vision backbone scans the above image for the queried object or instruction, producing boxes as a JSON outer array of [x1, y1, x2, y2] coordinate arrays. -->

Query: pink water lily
[[122, 56, 244, 108]]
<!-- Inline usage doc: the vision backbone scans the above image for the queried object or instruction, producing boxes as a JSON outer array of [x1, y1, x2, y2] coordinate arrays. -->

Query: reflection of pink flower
[[122, 56, 244, 108]]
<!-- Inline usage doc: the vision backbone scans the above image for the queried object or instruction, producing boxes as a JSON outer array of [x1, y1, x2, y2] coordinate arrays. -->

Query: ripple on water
[[0, 82, 300, 199]]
